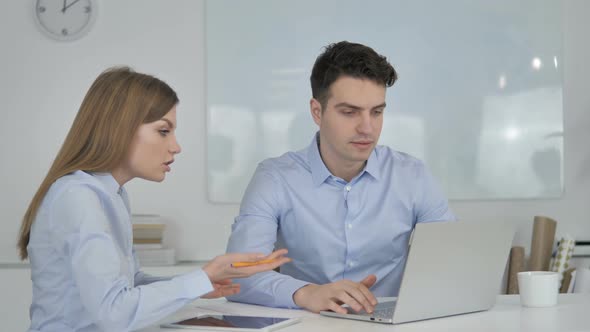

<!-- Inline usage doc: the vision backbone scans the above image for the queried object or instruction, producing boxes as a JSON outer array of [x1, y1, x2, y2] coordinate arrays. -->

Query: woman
[[17, 67, 289, 332]]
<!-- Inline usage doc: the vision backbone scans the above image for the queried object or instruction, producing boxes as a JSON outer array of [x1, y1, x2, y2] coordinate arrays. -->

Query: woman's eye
[[159, 129, 170, 136]]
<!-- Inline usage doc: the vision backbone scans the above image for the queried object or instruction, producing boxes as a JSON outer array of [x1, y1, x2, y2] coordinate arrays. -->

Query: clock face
[[34, 0, 96, 41]]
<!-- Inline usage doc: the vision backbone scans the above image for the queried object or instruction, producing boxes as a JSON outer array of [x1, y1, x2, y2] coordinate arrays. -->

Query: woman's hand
[[201, 279, 241, 299], [202, 249, 290, 283]]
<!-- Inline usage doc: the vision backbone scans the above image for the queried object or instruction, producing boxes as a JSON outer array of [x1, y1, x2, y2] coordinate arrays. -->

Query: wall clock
[[34, 0, 97, 41]]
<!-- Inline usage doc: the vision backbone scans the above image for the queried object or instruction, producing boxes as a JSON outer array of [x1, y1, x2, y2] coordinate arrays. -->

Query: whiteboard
[[206, 0, 563, 203]]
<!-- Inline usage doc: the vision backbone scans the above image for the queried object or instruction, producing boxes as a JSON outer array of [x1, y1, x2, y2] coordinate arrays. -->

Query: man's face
[[311, 76, 386, 174]]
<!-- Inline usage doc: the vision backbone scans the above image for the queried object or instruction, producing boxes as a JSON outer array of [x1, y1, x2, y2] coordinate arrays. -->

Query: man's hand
[[293, 275, 377, 314]]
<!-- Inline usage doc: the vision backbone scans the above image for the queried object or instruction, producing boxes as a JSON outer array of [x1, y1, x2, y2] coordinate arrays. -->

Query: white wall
[[1, 0, 589, 266], [0, 0, 239, 263]]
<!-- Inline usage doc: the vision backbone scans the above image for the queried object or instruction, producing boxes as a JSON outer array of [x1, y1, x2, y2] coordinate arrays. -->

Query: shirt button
[[348, 261, 355, 267], [345, 185, 351, 191], [347, 223, 353, 229]]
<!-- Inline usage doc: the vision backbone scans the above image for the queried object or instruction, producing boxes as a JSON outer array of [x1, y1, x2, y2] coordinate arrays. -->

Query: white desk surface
[[141, 294, 590, 332]]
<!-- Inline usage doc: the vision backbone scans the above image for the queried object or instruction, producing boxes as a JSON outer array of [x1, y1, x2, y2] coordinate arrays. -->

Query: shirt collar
[[364, 147, 381, 181], [307, 132, 381, 186], [89, 172, 124, 196], [308, 133, 332, 186]]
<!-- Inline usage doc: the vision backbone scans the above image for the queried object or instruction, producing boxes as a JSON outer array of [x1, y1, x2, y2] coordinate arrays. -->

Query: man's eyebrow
[[333, 102, 387, 110], [371, 102, 387, 110], [333, 102, 363, 110]]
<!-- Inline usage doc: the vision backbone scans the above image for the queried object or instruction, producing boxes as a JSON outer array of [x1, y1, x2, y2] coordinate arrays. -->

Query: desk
[[141, 294, 590, 332]]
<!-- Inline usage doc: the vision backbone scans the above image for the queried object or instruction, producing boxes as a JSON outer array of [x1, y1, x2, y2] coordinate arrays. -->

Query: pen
[[231, 259, 276, 267]]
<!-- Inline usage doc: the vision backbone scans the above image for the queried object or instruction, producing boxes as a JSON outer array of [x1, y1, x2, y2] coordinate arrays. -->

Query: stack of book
[[132, 214, 176, 266]]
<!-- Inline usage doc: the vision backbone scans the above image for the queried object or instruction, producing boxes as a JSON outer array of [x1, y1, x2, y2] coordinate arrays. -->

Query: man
[[226, 41, 455, 314]]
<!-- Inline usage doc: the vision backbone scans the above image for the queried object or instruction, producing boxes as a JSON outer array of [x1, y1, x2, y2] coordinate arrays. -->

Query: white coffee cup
[[517, 271, 559, 307]]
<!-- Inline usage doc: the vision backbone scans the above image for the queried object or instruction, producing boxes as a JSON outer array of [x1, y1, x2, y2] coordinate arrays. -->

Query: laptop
[[320, 221, 514, 324]]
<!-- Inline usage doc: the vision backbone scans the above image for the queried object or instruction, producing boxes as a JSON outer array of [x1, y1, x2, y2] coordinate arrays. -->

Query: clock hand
[[63, 0, 82, 13], [62, 0, 67, 13]]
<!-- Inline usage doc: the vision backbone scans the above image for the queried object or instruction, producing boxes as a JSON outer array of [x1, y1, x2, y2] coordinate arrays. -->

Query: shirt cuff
[[173, 268, 214, 299], [275, 277, 311, 308]]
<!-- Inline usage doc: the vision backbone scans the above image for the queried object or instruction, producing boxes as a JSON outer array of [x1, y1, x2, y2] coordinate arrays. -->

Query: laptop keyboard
[[371, 306, 396, 319], [346, 301, 397, 319]]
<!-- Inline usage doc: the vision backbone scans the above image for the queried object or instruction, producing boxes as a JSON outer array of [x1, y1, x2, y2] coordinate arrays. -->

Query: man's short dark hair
[[310, 41, 398, 108]]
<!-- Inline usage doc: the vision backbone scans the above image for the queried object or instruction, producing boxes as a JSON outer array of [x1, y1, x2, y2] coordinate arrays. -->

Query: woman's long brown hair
[[18, 67, 178, 260]]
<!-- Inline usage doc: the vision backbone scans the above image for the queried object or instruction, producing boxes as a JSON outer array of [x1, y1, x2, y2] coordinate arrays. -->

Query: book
[[132, 235, 164, 244], [131, 214, 174, 265], [551, 235, 576, 289], [131, 214, 165, 243], [560, 268, 576, 293], [133, 243, 164, 250]]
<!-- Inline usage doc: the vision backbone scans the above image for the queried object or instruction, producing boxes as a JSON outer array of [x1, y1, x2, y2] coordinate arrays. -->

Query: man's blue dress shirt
[[227, 134, 455, 308]]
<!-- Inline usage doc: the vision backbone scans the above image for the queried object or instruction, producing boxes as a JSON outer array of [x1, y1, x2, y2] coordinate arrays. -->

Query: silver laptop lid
[[392, 221, 514, 324]]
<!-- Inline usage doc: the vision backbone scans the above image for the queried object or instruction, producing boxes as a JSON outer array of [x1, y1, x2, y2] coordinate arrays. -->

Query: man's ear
[[310, 98, 322, 126]]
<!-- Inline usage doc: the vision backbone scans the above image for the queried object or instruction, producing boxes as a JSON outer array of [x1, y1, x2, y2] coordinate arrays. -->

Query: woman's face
[[114, 105, 181, 185]]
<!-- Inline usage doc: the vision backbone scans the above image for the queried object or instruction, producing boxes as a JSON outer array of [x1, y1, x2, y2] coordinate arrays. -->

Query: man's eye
[[373, 108, 385, 115]]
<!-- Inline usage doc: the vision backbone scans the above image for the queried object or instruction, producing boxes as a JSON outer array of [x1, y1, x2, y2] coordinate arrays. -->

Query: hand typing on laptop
[[292, 275, 378, 314]]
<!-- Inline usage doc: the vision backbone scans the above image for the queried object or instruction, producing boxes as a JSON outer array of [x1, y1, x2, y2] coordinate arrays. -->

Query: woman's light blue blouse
[[27, 171, 213, 332]]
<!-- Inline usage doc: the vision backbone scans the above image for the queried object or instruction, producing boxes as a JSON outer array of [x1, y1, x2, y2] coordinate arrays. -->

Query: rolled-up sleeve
[[413, 163, 456, 223]]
